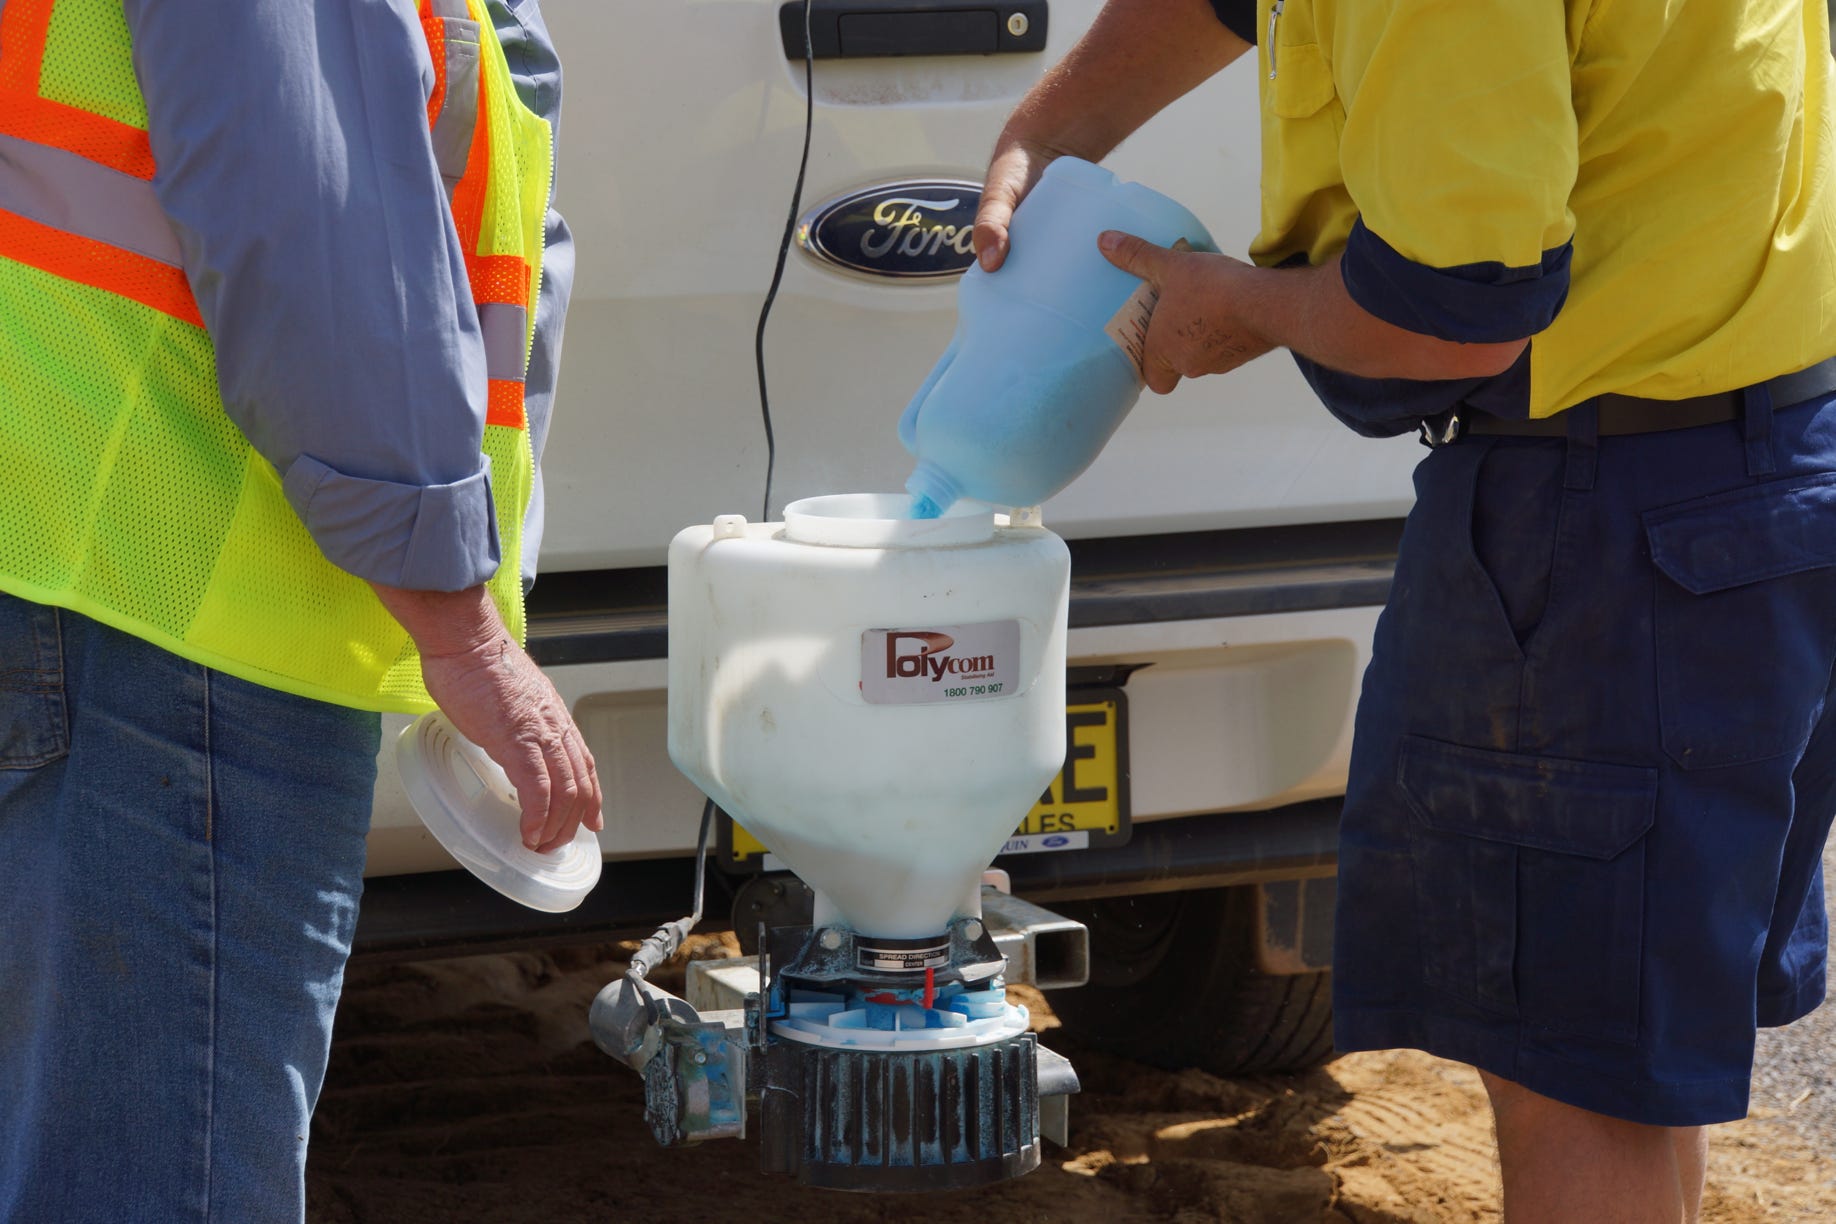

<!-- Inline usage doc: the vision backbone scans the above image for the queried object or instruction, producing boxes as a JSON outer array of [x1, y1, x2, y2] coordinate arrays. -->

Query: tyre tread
[[1046, 886, 1337, 1076]]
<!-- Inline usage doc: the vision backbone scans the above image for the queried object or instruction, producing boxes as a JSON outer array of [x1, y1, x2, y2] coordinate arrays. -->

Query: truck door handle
[[780, 1, 1048, 60]]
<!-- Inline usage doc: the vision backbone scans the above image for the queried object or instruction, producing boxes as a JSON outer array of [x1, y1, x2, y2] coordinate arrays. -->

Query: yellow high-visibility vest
[[0, 0, 550, 713]]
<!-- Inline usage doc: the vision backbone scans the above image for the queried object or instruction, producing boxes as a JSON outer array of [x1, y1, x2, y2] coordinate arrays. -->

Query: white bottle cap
[[395, 711, 602, 913]]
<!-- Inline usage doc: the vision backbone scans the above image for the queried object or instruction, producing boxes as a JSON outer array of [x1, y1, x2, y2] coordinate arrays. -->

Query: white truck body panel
[[539, 0, 1416, 572], [365, 0, 1418, 876]]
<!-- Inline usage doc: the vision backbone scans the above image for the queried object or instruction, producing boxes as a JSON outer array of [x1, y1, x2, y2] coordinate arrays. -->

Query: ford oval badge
[[797, 179, 982, 279]]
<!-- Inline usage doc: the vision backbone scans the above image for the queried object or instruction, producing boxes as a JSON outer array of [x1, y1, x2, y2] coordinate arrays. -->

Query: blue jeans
[[0, 594, 380, 1223]]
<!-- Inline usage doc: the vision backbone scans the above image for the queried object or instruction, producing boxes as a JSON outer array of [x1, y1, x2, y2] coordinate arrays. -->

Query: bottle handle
[[899, 336, 960, 454]]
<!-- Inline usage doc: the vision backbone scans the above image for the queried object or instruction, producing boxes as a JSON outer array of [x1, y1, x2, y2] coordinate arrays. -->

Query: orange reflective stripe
[[423, 15, 448, 131], [0, 1, 155, 179], [0, 0, 52, 95], [448, 57, 491, 257], [428, 20, 479, 190], [0, 98, 155, 180], [485, 379, 526, 429], [440, 4, 524, 308], [463, 253, 530, 306], [0, 207, 202, 327], [426, 2, 531, 420]]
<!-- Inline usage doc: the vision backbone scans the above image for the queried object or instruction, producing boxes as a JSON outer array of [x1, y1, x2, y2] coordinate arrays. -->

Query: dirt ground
[[306, 934, 1836, 1223]]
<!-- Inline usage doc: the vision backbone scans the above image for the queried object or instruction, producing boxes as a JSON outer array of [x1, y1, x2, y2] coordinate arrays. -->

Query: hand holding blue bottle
[[1094, 231, 1277, 395], [971, 137, 1062, 273], [902, 158, 1216, 518]]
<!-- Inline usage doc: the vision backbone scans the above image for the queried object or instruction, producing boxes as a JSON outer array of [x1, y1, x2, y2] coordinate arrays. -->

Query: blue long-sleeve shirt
[[121, 0, 572, 592]]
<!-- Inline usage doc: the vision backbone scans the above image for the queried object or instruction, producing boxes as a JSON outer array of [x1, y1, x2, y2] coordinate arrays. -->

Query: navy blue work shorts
[[1333, 385, 1836, 1127]]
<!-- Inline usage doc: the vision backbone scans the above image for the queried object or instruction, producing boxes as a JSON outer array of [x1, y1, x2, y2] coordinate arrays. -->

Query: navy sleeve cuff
[[1339, 216, 1571, 344], [1209, 0, 1258, 44], [283, 454, 502, 591]]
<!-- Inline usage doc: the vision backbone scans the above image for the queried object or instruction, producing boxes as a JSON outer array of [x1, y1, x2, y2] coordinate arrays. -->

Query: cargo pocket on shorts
[[1401, 735, 1656, 1043], [1646, 473, 1836, 770], [0, 595, 69, 769]]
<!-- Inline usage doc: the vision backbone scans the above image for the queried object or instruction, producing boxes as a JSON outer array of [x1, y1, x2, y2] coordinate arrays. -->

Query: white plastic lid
[[395, 711, 602, 913]]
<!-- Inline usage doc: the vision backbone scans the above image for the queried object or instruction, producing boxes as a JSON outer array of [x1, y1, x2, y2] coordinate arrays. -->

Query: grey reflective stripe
[[0, 132, 182, 266], [430, 0, 470, 17], [479, 302, 529, 381], [432, 17, 481, 192]]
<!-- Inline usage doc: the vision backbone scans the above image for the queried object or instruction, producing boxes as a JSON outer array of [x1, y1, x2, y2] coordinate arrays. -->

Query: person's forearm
[[1099, 232, 1530, 388], [370, 579, 605, 852], [1239, 254, 1527, 381], [369, 583, 507, 658], [1000, 0, 1250, 160]]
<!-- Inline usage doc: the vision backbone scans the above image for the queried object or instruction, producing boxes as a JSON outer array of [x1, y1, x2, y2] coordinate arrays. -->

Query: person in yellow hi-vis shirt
[[0, 1, 599, 1219], [971, 0, 1836, 1219]]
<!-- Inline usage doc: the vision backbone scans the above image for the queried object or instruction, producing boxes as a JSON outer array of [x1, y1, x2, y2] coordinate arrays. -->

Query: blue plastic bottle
[[901, 157, 1215, 518]]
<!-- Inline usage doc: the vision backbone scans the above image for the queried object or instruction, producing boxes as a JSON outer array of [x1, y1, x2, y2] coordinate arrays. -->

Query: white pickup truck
[[354, 0, 1425, 1074]]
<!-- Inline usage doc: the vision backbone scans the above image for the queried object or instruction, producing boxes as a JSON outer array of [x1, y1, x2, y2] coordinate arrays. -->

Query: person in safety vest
[[0, 1, 596, 1219], [970, 0, 1836, 1219]]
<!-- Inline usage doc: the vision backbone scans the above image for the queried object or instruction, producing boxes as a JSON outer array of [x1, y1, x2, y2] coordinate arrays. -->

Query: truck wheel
[[1043, 885, 1335, 1075]]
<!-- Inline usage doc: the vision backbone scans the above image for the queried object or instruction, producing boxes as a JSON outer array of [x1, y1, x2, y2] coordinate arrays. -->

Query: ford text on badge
[[798, 180, 983, 279]]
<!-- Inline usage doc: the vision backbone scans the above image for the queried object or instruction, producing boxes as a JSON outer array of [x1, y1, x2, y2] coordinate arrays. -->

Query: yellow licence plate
[[1001, 693, 1130, 855], [720, 689, 1130, 866]]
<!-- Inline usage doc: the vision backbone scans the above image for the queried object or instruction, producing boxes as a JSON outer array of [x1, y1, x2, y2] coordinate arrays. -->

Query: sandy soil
[[306, 934, 1836, 1223]]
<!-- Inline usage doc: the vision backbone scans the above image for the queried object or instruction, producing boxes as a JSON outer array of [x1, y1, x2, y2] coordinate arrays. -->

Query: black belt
[[1420, 355, 1836, 447]]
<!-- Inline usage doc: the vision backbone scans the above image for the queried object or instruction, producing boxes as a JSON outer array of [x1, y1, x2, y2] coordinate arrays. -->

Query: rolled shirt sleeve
[[122, 0, 500, 591], [1334, 0, 1579, 343]]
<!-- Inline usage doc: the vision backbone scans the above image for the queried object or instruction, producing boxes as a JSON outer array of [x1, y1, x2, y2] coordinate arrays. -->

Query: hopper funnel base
[[588, 882, 1085, 1189], [754, 917, 1048, 1190]]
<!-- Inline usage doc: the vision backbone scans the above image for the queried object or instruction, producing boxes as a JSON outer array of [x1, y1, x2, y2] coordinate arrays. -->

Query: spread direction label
[[860, 620, 1020, 705]]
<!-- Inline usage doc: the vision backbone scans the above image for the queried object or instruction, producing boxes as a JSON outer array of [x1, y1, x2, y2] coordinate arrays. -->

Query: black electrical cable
[[752, 0, 816, 522], [687, 795, 712, 929], [624, 798, 715, 1024]]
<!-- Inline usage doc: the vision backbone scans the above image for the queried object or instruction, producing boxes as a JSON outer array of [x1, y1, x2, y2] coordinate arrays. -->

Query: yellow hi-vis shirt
[[1249, 0, 1836, 429]]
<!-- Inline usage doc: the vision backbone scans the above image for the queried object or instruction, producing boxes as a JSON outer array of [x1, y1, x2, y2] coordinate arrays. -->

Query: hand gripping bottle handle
[[903, 157, 1215, 518]]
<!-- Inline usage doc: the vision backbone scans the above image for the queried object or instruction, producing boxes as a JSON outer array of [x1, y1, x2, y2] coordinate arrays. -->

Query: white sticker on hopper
[[861, 621, 1020, 705]]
